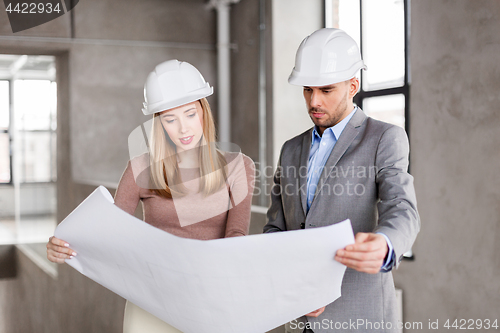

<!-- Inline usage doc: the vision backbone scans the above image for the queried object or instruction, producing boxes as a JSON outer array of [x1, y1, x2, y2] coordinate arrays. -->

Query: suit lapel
[[299, 130, 312, 216], [310, 109, 367, 211]]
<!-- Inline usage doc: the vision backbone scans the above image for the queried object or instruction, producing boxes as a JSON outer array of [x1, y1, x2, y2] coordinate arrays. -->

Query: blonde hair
[[149, 98, 227, 199]]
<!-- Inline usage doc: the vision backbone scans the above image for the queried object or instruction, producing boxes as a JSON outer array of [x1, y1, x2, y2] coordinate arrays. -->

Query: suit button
[[300, 223, 305, 229]]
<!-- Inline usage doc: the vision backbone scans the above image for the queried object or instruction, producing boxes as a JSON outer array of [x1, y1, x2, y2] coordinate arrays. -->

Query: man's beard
[[309, 99, 348, 129]]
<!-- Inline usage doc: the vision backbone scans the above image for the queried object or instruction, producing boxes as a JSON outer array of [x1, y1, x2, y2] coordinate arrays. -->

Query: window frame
[[0, 79, 13, 185], [353, 0, 411, 148], [0, 77, 57, 186]]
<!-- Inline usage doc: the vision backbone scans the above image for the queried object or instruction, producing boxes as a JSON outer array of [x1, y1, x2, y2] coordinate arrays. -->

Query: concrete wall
[[230, 0, 274, 232], [69, 0, 216, 186], [230, 0, 260, 161], [392, 0, 500, 331]]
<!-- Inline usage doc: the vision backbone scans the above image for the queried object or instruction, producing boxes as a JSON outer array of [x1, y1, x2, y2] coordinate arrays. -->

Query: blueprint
[[54, 186, 354, 333]]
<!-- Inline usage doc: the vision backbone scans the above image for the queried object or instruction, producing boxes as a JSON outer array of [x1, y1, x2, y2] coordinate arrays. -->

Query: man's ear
[[348, 77, 360, 98]]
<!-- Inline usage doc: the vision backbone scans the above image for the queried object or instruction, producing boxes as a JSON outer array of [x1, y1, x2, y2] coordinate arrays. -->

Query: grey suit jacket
[[264, 109, 420, 333]]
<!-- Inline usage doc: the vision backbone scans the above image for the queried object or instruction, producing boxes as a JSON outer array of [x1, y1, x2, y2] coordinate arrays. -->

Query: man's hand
[[305, 306, 325, 318], [335, 232, 388, 274]]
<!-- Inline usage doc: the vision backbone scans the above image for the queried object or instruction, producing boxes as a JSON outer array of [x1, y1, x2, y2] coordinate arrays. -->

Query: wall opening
[[0, 55, 57, 250]]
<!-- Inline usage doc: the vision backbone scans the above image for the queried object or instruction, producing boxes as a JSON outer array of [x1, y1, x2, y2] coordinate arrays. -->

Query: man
[[264, 28, 420, 333]]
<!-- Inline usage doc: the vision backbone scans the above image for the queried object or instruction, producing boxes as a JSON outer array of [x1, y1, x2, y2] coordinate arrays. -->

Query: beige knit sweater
[[114, 152, 255, 240]]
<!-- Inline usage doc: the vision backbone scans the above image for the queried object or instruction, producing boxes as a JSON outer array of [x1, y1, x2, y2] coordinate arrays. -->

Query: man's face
[[303, 78, 358, 135]]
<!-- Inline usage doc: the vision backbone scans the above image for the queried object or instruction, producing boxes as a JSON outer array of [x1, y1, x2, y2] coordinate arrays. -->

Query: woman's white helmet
[[288, 28, 367, 87], [142, 60, 213, 115]]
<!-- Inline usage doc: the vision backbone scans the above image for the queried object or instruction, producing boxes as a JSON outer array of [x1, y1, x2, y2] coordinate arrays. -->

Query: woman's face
[[159, 101, 204, 152]]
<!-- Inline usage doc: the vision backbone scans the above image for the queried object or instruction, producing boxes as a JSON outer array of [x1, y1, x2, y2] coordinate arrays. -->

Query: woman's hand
[[46, 236, 77, 264]]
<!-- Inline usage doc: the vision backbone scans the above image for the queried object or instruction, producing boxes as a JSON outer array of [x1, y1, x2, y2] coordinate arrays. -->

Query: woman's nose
[[178, 119, 189, 133]]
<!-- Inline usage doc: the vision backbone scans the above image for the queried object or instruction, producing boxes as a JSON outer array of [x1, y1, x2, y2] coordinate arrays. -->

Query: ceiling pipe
[[207, 0, 240, 143]]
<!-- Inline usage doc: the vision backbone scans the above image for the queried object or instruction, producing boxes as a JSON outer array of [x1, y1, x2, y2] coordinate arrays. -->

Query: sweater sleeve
[[114, 161, 141, 216], [224, 154, 255, 238]]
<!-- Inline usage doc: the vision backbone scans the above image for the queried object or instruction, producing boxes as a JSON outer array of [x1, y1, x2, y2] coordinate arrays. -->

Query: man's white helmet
[[142, 59, 213, 115], [288, 28, 367, 87]]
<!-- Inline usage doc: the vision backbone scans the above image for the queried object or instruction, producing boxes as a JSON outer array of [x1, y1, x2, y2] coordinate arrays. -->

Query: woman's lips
[[179, 136, 194, 145]]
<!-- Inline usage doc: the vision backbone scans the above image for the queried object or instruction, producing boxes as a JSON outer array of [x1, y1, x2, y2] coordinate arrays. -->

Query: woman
[[47, 59, 255, 332]]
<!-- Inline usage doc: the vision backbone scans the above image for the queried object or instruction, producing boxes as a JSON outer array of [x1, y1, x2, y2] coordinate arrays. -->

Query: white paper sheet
[[55, 186, 354, 333]]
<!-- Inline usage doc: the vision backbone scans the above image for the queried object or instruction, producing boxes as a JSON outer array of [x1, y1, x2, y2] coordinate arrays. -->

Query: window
[[14, 79, 57, 183], [326, 0, 410, 132]]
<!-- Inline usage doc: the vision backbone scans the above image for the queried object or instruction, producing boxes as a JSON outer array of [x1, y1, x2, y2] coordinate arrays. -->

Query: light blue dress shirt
[[306, 107, 395, 271]]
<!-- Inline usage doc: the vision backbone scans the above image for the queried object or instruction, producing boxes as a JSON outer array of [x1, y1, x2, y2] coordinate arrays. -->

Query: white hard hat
[[142, 59, 213, 115], [288, 28, 367, 87]]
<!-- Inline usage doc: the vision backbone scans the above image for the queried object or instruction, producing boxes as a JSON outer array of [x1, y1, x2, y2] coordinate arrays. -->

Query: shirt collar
[[312, 106, 358, 143]]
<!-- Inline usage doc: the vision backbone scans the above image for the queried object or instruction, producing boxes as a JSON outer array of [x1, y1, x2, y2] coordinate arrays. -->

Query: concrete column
[[271, 0, 323, 167]]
